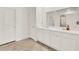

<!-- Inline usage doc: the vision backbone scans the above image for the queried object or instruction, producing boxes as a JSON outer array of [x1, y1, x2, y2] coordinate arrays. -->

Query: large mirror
[[46, 7, 79, 31]]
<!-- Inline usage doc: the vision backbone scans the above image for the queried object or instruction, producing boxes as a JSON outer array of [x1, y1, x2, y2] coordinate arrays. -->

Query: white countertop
[[37, 26, 79, 35]]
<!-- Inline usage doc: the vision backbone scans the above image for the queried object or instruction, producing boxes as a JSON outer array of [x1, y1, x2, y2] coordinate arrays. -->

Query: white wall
[[27, 8, 38, 41], [15, 7, 36, 41], [15, 7, 30, 41]]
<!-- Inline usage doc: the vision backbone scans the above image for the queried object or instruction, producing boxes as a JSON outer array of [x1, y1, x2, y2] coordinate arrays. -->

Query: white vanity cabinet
[[37, 29, 50, 46], [36, 28, 79, 51], [62, 38, 76, 51], [50, 31, 62, 50], [56, 32, 78, 51], [59, 33, 77, 51], [50, 31, 77, 51], [36, 7, 79, 51]]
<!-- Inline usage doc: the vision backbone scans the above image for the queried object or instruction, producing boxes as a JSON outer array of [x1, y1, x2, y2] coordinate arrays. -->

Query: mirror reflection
[[46, 7, 79, 31]]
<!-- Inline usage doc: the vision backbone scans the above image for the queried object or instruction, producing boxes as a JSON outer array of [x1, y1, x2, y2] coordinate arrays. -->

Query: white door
[[4, 8, 16, 44], [0, 8, 16, 45], [50, 32, 62, 50]]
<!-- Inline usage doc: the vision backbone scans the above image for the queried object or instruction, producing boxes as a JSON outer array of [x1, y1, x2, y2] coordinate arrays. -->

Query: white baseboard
[[15, 36, 37, 42], [29, 36, 38, 41], [15, 37, 29, 41]]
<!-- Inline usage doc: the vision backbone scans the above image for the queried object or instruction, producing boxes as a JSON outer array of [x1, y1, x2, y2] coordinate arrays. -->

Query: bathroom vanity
[[36, 27, 79, 51], [36, 7, 79, 51]]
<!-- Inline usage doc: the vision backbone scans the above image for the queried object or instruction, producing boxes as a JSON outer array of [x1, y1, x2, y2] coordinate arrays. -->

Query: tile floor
[[0, 38, 55, 51]]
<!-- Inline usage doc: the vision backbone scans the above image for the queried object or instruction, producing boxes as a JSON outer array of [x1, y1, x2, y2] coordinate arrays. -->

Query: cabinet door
[[50, 32, 62, 50], [37, 29, 50, 46], [76, 39, 79, 51], [50, 32, 76, 51], [62, 38, 76, 51]]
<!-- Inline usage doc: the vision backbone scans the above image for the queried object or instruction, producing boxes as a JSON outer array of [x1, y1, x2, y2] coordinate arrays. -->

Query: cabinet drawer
[[52, 31, 79, 40]]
